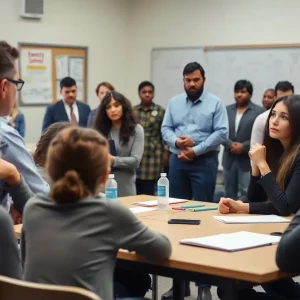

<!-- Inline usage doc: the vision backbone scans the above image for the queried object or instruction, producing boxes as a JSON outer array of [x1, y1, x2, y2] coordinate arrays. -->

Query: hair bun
[[51, 170, 89, 204], [64, 170, 81, 186]]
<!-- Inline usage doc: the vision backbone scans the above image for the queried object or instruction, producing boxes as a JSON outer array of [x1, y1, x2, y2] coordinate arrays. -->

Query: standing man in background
[[87, 81, 115, 127], [222, 80, 264, 200], [251, 81, 294, 146], [262, 88, 276, 110], [161, 62, 228, 300], [134, 81, 169, 195], [42, 77, 91, 132]]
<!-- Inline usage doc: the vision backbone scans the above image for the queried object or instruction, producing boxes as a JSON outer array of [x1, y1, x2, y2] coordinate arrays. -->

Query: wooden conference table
[[14, 195, 293, 300]]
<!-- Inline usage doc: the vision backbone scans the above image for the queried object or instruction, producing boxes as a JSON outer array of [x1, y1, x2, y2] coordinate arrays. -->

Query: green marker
[[187, 206, 218, 212], [181, 204, 205, 209]]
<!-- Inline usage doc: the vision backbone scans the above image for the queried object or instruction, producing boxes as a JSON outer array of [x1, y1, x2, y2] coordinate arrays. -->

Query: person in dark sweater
[[276, 209, 300, 273], [21, 127, 171, 300], [218, 94, 300, 299], [219, 95, 300, 216]]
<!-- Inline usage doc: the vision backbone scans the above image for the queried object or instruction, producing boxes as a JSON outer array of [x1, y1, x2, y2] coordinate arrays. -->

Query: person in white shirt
[[250, 81, 294, 146], [42, 77, 91, 132]]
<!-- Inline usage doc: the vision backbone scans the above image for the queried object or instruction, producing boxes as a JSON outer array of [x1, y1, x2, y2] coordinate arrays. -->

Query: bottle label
[[106, 188, 118, 199], [157, 185, 166, 197]]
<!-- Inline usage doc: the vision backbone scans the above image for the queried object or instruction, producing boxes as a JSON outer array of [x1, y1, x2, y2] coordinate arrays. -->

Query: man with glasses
[[0, 41, 49, 214]]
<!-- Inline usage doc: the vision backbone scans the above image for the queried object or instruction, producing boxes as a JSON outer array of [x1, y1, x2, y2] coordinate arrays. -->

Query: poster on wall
[[20, 48, 53, 105]]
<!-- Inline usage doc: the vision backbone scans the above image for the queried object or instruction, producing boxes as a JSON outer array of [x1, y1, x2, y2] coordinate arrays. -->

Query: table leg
[[172, 279, 185, 300], [152, 274, 158, 300]]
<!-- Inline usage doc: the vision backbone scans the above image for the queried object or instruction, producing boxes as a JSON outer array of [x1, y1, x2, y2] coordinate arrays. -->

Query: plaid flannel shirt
[[133, 103, 169, 180]]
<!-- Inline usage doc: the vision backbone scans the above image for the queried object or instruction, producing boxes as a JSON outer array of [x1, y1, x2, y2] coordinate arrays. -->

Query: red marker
[[172, 207, 185, 211]]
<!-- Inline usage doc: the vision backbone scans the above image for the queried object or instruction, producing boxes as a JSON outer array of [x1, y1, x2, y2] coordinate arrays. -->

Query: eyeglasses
[[0, 78, 25, 91], [6, 78, 25, 91]]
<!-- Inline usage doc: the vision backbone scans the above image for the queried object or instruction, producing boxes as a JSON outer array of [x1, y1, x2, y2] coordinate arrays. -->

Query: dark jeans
[[169, 153, 218, 202], [136, 179, 156, 196]]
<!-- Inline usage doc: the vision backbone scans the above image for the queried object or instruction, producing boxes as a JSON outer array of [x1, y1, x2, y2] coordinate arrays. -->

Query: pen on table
[[181, 204, 205, 209], [172, 207, 185, 211], [187, 206, 218, 212]]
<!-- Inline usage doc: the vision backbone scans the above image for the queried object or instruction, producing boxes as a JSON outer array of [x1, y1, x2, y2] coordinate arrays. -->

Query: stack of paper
[[180, 231, 281, 252], [133, 198, 188, 207], [213, 215, 290, 224], [129, 207, 157, 214]]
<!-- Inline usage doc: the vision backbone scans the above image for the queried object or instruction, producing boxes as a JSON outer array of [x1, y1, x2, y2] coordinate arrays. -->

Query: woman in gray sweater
[[21, 127, 171, 300], [93, 91, 144, 197]]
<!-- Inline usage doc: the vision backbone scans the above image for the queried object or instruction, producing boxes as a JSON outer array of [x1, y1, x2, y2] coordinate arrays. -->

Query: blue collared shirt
[[161, 91, 229, 156], [0, 119, 49, 204]]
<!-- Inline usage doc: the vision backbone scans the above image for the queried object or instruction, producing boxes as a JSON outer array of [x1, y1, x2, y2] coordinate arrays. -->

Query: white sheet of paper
[[76, 81, 83, 101], [129, 207, 157, 214], [180, 231, 281, 252], [69, 57, 84, 80], [55, 55, 69, 79], [213, 215, 290, 224], [133, 198, 188, 207]]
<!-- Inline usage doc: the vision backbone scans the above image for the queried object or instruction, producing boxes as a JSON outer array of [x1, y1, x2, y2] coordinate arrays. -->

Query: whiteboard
[[205, 47, 300, 106], [151, 46, 300, 108], [151, 47, 206, 109]]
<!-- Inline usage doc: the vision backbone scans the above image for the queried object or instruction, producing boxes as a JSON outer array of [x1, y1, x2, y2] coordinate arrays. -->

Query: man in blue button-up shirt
[[161, 62, 228, 300], [162, 62, 228, 202]]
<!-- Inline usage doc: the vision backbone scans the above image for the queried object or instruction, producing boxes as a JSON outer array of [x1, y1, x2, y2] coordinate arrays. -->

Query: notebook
[[129, 207, 157, 214], [180, 231, 281, 252], [133, 198, 188, 207], [213, 215, 290, 224]]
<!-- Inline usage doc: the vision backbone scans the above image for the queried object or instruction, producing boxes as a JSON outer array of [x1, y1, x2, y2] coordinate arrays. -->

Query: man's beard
[[185, 86, 204, 101]]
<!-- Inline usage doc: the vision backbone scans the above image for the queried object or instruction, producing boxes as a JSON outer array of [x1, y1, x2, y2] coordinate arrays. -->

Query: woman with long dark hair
[[93, 91, 144, 197], [219, 94, 300, 299]]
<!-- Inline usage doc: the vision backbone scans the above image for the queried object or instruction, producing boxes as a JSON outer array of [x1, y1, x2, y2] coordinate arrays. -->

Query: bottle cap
[[160, 173, 167, 177], [108, 174, 115, 179]]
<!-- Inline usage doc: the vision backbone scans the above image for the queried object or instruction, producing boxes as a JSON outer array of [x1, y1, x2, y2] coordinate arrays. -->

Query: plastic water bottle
[[157, 173, 169, 210], [105, 174, 118, 200]]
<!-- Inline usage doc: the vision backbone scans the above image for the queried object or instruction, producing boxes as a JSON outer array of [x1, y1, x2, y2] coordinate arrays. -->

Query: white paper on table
[[132, 198, 188, 207], [55, 55, 69, 79], [69, 57, 84, 80], [129, 207, 157, 214], [180, 231, 281, 252], [213, 215, 290, 224]]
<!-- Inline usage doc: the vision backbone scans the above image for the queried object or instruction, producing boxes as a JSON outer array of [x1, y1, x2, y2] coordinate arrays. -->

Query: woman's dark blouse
[[248, 153, 300, 216]]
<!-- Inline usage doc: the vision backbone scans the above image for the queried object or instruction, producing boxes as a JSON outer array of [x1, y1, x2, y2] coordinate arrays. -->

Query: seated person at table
[[34, 122, 73, 183], [21, 127, 171, 300], [8, 122, 74, 224], [0, 206, 22, 279], [251, 81, 294, 146], [277, 205, 300, 273], [0, 42, 49, 208], [218, 94, 300, 299]]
